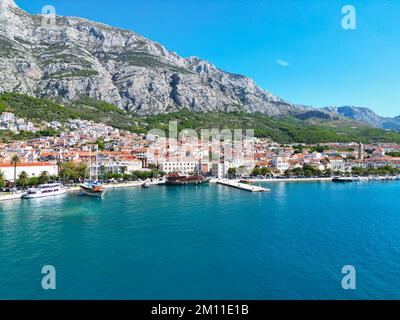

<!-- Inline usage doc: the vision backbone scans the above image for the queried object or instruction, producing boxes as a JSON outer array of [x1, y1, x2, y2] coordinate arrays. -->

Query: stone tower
[[358, 142, 364, 160]]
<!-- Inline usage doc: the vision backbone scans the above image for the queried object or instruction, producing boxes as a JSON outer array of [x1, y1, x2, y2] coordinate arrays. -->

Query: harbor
[[3, 175, 400, 201], [2, 180, 400, 299]]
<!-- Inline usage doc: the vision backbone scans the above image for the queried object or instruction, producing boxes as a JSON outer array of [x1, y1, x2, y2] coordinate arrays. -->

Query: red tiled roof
[[0, 162, 57, 168]]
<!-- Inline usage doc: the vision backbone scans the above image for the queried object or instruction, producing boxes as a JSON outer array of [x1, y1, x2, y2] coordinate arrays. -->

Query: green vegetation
[[293, 145, 331, 153], [58, 162, 88, 183], [0, 92, 80, 123], [102, 169, 164, 181], [73, 97, 126, 115], [49, 69, 99, 79], [2, 93, 400, 144], [95, 139, 106, 150], [10, 154, 20, 183], [130, 109, 400, 144], [284, 165, 333, 178], [0, 130, 36, 142], [38, 171, 50, 184], [251, 167, 272, 176], [104, 51, 193, 74], [351, 166, 400, 176], [0, 38, 24, 58], [0, 171, 6, 188], [0, 129, 59, 142], [16, 171, 29, 188], [387, 151, 400, 157], [0, 93, 134, 134]]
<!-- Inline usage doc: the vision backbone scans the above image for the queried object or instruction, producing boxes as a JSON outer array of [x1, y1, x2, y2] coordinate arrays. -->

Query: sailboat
[[80, 145, 107, 197]]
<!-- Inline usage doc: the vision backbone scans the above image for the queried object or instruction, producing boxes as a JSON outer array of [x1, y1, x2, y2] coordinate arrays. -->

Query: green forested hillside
[[1, 93, 400, 144]]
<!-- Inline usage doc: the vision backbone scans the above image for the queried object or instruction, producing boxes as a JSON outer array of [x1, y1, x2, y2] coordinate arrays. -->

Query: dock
[[0, 193, 23, 201], [216, 179, 271, 192]]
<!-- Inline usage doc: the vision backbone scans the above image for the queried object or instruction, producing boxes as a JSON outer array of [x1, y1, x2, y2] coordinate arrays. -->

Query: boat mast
[[95, 144, 98, 182], [89, 145, 92, 182]]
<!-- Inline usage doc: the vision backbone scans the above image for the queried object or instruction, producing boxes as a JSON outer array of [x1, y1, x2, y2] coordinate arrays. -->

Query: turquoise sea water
[[0, 181, 400, 300]]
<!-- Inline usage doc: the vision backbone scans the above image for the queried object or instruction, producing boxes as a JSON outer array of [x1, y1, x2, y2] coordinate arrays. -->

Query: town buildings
[[0, 116, 399, 181], [0, 162, 58, 181]]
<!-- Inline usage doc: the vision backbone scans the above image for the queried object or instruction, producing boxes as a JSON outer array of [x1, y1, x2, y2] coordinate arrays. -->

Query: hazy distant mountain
[[0, 0, 304, 116], [324, 106, 400, 131]]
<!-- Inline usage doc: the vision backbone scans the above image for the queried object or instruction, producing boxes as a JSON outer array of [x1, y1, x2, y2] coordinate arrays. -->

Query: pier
[[216, 179, 271, 192], [0, 193, 23, 201]]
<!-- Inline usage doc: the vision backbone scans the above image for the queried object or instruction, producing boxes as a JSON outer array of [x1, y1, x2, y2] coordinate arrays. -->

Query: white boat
[[23, 183, 69, 199]]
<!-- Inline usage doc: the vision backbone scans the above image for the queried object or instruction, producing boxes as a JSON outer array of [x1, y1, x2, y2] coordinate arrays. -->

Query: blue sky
[[16, 0, 400, 117]]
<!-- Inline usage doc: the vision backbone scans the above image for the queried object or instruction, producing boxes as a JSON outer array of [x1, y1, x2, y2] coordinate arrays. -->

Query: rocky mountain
[[0, 0, 304, 116], [324, 106, 400, 131]]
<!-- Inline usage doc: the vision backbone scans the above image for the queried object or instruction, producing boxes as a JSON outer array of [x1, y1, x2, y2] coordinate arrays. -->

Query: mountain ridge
[[0, 0, 397, 134], [324, 106, 400, 131], [0, 1, 305, 116]]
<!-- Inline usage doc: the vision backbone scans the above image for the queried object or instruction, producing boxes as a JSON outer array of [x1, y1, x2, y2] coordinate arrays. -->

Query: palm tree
[[10, 155, 20, 185], [0, 170, 6, 188], [38, 171, 50, 184], [16, 171, 29, 189], [120, 166, 128, 175]]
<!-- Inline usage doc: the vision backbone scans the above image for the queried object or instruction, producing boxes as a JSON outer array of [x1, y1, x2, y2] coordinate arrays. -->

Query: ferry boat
[[165, 174, 210, 185], [80, 182, 106, 197], [23, 183, 69, 199]]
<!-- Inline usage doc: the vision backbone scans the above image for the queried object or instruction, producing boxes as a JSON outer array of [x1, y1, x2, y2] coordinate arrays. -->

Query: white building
[[326, 157, 346, 172], [0, 162, 58, 181], [90, 159, 143, 176], [271, 156, 290, 173], [211, 159, 255, 178], [159, 160, 200, 174]]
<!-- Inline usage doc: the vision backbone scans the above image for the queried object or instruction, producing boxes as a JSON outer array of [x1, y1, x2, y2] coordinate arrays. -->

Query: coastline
[[0, 180, 166, 201], [0, 193, 25, 202], [69, 180, 165, 192], [1, 176, 400, 202]]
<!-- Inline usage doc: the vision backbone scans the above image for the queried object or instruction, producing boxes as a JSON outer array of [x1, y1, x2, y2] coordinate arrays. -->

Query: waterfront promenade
[[0, 192, 25, 202], [68, 179, 165, 192]]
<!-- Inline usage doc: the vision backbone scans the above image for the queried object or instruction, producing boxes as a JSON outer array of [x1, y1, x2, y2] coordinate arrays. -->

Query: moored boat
[[80, 144, 106, 197], [23, 183, 69, 199], [332, 177, 354, 183], [80, 181, 106, 197], [240, 179, 253, 185], [165, 174, 210, 185], [81, 182, 106, 197]]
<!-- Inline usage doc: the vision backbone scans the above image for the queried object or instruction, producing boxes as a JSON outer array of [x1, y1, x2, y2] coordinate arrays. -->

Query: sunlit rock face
[[0, 2, 302, 115]]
